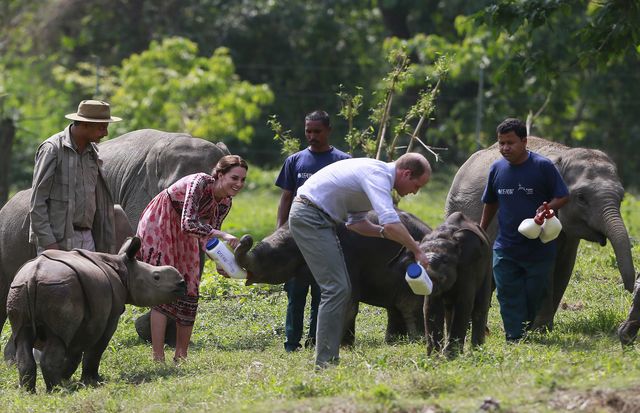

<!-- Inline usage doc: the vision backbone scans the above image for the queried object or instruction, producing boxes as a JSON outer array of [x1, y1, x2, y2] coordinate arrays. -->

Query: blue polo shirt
[[275, 147, 351, 195], [482, 151, 569, 260]]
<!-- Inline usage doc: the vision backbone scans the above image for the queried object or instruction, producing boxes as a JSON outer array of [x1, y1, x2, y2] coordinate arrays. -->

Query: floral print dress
[[136, 173, 232, 326]]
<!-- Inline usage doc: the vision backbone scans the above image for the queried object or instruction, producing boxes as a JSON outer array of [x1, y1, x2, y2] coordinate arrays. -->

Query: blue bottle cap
[[206, 238, 220, 250], [406, 263, 423, 279]]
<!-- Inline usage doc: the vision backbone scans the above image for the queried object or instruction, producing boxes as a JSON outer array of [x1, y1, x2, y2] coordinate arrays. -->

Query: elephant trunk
[[234, 235, 257, 284], [602, 206, 636, 292]]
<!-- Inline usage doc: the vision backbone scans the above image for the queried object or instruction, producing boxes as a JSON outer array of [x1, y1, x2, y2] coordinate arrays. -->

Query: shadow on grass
[[525, 307, 624, 350], [117, 361, 196, 385]]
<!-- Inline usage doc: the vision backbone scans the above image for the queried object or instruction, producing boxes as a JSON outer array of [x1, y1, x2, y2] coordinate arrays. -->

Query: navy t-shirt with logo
[[481, 151, 569, 260], [275, 147, 351, 194]]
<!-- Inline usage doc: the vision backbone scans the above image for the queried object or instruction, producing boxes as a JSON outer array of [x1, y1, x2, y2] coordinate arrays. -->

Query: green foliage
[[267, 115, 300, 156], [110, 37, 274, 144], [2, 0, 640, 195], [337, 85, 371, 156]]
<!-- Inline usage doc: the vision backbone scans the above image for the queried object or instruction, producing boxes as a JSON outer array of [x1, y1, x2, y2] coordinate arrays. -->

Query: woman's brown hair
[[213, 155, 248, 176]]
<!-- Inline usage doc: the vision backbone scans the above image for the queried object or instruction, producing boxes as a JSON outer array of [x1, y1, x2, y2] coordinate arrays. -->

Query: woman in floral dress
[[137, 155, 248, 361]]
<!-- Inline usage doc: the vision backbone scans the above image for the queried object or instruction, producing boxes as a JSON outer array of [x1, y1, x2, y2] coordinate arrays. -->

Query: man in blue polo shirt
[[275, 110, 350, 352], [480, 118, 570, 341]]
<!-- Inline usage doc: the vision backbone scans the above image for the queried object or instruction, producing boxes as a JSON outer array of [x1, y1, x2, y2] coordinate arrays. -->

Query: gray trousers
[[289, 200, 351, 367]]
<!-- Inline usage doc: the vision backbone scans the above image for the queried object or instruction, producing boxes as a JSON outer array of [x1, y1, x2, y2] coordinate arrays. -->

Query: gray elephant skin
[[445, 136, 636, 331], [420, 212, 492, 356], [1, 129, 228, 358], [7, 237, 186, 392], [235, 209, 432, 344], [98, 128, 229, 229]]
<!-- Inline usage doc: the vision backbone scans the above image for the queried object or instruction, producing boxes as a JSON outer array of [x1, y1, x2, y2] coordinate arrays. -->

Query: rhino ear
[[119, 236, 142, 259]]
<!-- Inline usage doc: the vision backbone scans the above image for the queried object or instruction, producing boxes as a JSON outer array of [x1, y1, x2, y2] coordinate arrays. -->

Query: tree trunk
[[0, 117, 15, 206]]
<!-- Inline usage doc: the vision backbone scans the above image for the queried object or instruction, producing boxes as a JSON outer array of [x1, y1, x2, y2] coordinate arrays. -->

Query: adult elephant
[[1, 129, 229, 359], [98, 129, 230, 229], [445, 136, 636, 331]]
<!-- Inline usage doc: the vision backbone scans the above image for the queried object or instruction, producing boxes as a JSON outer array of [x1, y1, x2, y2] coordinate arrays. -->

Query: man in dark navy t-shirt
[[275, 110, 350, 352], [480, 118, 569, 341]]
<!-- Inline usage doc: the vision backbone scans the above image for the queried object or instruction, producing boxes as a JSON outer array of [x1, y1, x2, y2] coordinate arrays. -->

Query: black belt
[[73, 225, 91, 231]]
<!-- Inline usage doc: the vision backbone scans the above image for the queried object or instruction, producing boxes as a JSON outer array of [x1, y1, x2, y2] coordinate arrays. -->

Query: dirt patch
[[550, 386, 640, 412]]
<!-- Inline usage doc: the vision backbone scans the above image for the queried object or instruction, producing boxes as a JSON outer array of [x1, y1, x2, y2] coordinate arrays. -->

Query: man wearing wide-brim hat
[[29, 100, 122, 254]]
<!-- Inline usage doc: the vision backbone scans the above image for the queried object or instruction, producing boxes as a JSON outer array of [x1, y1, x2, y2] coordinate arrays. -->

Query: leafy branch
[[268, 114, 300, 156]]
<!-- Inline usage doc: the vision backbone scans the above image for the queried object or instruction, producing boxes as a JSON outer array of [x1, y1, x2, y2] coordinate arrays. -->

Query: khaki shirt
[[29, 125, 116, 252], [72, 139, 98, 229]]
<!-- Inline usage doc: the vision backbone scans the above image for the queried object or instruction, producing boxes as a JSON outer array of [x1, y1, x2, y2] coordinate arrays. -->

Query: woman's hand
[[222, 233, 240, 249], [216, 265, 231, 278]]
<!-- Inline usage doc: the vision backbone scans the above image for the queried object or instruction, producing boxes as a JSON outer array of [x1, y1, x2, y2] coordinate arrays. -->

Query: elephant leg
[[446, 302, 473, 358], [425, 296, 445, 354], [341, 301, 358, 347], [40, 335, 67, 392], [403, 304, 425, 341], [533, 237, 579, 331], [471, 273, 492, 347], [0, 281, 14, 363], [385, 307, 407, 343], [4, 333, 16, 364], [14, 328, 37, 392], [393, 294, 425, 342], [618, 282, 640, 346]]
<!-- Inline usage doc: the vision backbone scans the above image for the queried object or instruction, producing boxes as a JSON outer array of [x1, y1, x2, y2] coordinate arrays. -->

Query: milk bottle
[[540, 208, 562, 243], [518, 211, 545, 239], [405, 263, 433, 296], [205, 238, 247, 279]]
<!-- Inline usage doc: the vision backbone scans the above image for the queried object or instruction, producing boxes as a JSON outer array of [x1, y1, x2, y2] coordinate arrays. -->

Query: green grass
[[1, 168, 640, 412]]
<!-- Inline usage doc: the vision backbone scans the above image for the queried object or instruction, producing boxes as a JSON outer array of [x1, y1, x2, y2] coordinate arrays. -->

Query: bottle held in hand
[[205, 238, 247, 279], [540, 207, 562, 243], [405, 263, 433, 296], [518, 211, 545, 239]]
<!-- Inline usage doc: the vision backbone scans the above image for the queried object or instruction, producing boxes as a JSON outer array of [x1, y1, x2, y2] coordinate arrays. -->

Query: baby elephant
[[6, 237, 185, 392], [420, 212, 492, 357]]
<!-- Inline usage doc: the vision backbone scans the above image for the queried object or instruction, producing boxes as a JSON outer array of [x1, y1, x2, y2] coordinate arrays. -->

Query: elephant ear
[[449, 211, 490, 248], [119, 236, 142, 260], [546, 152, 565, 172]]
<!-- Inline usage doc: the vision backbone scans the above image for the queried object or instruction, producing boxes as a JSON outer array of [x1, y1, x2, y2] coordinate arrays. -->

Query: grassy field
[[1, 167, 640, 412]]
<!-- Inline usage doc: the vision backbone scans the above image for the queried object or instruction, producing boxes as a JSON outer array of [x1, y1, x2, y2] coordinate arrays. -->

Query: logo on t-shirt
[[297, 172, 313, 180], [517, 183, 534, 195], [497, 183, 533, 196]]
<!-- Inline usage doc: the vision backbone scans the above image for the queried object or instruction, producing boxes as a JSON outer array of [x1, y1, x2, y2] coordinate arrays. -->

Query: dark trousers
[[493, 249, 555, 341], [284, 276, 321, 351]]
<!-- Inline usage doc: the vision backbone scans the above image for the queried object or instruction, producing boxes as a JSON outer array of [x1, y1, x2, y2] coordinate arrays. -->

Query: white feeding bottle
[[205, 238, 247, 279], [540, 206, 562, 243], [518, 210, 545, 239], [405, 263, 433, 296]]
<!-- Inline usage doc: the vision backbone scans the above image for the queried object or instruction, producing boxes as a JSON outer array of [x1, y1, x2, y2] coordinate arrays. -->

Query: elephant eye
[[575, 192, 587, 205], [153, 274, 160, 281]]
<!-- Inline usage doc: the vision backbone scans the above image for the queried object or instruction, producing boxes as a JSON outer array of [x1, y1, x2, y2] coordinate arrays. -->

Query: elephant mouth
[[592, 232, 607, 246]]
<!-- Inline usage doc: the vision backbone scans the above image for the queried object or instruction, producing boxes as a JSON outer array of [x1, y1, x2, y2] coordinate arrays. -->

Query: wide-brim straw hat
[[65, 100, 122, 123]]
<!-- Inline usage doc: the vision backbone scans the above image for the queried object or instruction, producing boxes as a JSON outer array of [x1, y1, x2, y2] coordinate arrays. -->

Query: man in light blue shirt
[[289, 153, 432, 368]]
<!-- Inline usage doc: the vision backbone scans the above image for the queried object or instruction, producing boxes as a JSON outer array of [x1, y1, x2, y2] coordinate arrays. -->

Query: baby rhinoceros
[[6, 237, 185, 392]]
